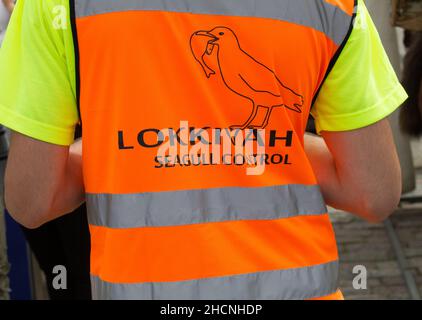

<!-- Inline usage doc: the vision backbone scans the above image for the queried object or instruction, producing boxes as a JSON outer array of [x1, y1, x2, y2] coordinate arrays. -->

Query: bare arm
[[4, 132, 84, 228], [305, 118, 401, 222], [2, 0, 15, 14]]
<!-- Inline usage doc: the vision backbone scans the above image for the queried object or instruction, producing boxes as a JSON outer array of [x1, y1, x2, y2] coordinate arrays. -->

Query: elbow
[[361, 201, 398, 224], [4, 190, 51, 230], [353, 162, 402, 224], [16, 216, 45, 230], [5, 204, 49, 230], [358, 187, 401, 224]]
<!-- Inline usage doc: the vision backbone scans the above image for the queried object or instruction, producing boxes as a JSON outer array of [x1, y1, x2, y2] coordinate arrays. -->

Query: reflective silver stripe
[[91, 260, 339, 300], [74, 0, 353, 45], [86, 184, 327, 228]]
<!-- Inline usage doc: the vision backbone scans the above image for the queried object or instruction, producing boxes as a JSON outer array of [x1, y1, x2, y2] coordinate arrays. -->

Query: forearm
[[304, 133, 355, 213], [304, 122, 401, 222], [5, 134, 85, 228]]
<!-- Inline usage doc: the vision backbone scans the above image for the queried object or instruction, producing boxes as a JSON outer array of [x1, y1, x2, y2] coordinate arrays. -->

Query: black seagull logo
[[190, 26, 304, 129]]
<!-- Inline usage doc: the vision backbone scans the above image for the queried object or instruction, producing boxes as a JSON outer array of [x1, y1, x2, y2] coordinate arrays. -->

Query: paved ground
[[331, 169, 422, 300]]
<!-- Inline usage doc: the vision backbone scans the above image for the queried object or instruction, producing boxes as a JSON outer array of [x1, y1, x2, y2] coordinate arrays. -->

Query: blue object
[[5, 209, 32, 300]]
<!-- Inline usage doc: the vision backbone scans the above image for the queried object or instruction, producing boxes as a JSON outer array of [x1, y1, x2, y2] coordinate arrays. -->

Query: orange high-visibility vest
[[70, 0, 356, 299]]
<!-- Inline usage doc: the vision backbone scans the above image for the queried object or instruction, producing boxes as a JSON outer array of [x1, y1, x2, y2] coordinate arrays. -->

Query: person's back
[[77, 0, 356, 300], [0, 0, 407, 300]]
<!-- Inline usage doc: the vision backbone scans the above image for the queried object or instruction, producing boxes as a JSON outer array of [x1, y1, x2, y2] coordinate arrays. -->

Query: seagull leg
[[260, 107, 274, 129], [230, 103, 259, 130], [247, 106, 273, 129]]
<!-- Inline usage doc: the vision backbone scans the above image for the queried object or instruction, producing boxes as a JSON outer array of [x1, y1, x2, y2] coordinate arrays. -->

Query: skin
[[1, 0, 15, 14], [5, 134, 84, 228], [5, 118, 401, 228], [305, 118, 401, 223]]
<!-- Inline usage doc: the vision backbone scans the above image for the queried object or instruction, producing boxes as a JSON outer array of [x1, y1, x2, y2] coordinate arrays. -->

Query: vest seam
[[311, 0, 359, 109], [69, 0, 82, 127]]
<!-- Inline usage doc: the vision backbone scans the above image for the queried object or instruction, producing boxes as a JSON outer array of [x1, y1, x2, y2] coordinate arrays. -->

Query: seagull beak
[[194, 31, 219, 42]]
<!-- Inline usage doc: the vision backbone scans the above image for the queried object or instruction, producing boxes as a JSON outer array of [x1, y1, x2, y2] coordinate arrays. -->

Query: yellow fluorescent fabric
[[0, 0, 77, 146], [0, 0, 408, 144], [311, 0, 408, 133]]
